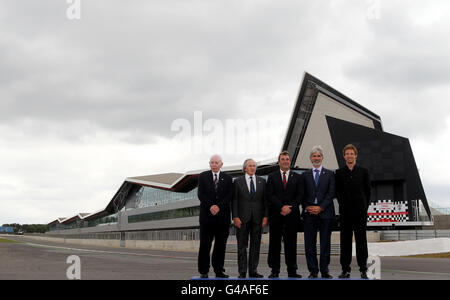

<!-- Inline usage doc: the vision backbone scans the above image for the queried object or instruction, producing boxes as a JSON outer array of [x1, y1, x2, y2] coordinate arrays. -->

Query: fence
[[380, 230, 450, 241], [42, 229, 450, 242]]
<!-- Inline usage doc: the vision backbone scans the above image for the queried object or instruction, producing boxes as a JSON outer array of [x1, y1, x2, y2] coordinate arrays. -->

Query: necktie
[[214, 173, 218, 192], [250, 176, 255, 197], [314, 169, 320, 187], [282, 172, 287, 190]]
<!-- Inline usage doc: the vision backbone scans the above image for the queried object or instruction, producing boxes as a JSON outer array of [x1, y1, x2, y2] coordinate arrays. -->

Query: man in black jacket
[[197, 154, 233, 278], [335, 144, 371, 279], [266, 151, 303, 278]]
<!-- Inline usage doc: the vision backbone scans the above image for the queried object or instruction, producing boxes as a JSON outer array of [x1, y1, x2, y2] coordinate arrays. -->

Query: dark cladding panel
[[326, 116, 432, 220], [282, 73, 383, 166]]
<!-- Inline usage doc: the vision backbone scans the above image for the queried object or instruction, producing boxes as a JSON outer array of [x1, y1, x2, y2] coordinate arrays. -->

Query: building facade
[[48, 73, 433, 236]]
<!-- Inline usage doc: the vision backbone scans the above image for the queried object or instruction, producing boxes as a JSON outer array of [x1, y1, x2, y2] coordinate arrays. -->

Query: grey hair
[[310, 146, 324, 157], [242, 158, 256, 173]]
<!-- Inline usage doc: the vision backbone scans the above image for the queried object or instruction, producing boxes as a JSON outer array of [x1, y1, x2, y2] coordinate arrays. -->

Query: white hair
[[310, 146, 324, 157], [209, 154, 223, 163]]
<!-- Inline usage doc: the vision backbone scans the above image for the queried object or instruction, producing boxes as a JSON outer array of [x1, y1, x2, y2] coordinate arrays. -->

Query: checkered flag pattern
[[367, 200, 409, 223]]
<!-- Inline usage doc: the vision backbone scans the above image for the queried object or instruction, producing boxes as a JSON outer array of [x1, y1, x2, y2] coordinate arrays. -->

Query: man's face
[[279, 154, 291, 171], [310, 152, 323, 168], [245, 160, 257, 176], [209, 156, 223, 173], [344, 149, 357, 165]]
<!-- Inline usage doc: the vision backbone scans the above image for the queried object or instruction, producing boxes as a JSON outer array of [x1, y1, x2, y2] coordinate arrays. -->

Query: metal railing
[[380, 230, 450, 241], [41, 229, 450, 243]]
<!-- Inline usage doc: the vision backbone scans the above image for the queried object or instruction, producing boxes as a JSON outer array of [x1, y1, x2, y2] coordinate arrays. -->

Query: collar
[[312, 165, 323, 173], [345, 164, 357, 172], [280, 169, 290, 176], [245, 173, 255, 181]]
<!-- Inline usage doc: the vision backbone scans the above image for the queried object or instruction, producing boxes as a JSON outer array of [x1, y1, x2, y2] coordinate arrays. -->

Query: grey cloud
[[344, 2, 450, 89], [339, 1, 450, 140], [0, 0, 331, 142]]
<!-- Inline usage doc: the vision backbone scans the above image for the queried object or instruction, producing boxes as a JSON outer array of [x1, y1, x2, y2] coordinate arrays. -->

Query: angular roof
[[282, 72, 383, 170]]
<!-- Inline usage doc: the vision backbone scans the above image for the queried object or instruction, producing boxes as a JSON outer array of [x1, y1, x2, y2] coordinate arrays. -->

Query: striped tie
[[214, 173, 218, 192]]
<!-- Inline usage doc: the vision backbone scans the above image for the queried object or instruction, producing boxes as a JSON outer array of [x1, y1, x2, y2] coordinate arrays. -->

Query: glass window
[[128, 206, 200, 223], [133, 186, 198, 209]]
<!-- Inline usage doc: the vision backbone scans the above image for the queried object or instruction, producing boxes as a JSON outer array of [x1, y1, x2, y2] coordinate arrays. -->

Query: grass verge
[[0, 237, 21, 244]]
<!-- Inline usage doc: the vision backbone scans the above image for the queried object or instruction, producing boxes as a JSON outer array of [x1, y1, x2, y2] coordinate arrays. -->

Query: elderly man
[[197, 154, 233, 278], [232, 159, 268, 278], [301, 146, 335, 279]]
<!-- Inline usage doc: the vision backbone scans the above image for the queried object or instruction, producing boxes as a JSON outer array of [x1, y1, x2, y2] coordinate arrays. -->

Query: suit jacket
[[232, 175, 268, 224], [197, 170, 233, 225], [266, 170, 303, 227], [335, 165, 371, 218], [301, 168, 336, 220]]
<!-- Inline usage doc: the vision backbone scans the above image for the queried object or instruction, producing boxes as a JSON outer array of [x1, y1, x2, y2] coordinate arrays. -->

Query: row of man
[[197, 144, 371, 280]]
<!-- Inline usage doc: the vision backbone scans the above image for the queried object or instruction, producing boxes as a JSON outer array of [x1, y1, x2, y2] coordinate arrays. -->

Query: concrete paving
[[1, 235, 449, 280]]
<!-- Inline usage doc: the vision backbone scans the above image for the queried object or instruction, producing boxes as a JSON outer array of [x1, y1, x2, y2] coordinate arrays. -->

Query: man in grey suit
[[232, 159, 268, 278]]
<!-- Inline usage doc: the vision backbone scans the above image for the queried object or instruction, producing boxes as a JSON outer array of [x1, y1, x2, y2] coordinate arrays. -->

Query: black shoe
[[215, 272, 229, 278], [238, 273, 246, 278], [200, 273, 208, 278], [308, 272, 318, 279], [249, 273, 264, 278], [338, 271, 351, 279], [360, 271, 369, 279], [321, 273, 333, 279], [268, 272, 279, 278], [288, 273, 302, 278]]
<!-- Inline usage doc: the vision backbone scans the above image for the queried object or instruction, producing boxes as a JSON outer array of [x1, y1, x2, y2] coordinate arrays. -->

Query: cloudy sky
[[1, 0, 450, 224]]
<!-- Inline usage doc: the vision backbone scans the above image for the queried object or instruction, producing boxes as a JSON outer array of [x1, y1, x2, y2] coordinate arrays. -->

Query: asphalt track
[[1, 236, 449, 280]]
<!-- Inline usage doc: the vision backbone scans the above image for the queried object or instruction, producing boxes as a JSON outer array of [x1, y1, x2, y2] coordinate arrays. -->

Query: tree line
[[2, 223, 49, 234]]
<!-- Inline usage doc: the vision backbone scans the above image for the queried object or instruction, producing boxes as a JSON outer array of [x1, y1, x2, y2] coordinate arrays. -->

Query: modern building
[[48, 72, 433, 236]]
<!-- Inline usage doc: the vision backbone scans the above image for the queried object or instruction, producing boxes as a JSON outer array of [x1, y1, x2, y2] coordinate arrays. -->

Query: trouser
[[198, 222, 230, 275], [303, 215, 333, 274], [340, 215, 368, 272], [267, 221, 298, 274], [236, 220, 262, 275]]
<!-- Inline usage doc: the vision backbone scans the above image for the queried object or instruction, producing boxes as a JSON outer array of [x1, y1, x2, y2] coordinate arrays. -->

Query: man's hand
[[233, 218, 242, 229], [306, 206, 323, 215], [210, 205, 220, 216], [281, 205, 292, 216], [262, 217, 268, 228]]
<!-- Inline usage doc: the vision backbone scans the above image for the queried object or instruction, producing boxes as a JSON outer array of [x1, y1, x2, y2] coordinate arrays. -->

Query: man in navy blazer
[[197, 154, 233, 278], [301, 146, 335, 279]]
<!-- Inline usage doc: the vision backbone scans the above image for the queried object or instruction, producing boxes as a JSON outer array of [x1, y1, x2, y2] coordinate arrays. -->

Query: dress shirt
[[212, 171, 220, 182], [245, 173, 257, 193], [312, 165, 323, 204], [280, 169, 290, 183]]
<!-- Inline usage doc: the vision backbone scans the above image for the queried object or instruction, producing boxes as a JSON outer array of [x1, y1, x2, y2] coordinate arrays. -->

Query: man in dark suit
[[301, 146, 335, 279], [232, 159, 268, 278], [335, 144, 371, 279], [266, 151, 303, 278], [197, 154, 233, 278]]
